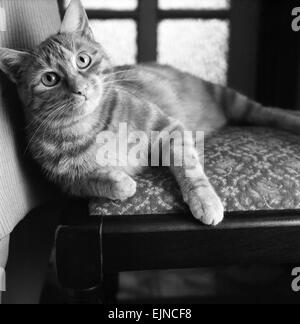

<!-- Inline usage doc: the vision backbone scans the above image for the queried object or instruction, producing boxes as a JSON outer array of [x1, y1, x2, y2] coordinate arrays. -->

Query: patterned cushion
[[90, 127, 300, 216]]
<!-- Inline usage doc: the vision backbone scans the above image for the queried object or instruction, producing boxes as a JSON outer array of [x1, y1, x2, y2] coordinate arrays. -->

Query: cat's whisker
[[107, 84, 144, 103], [103, 70, 137, 78], [25, 99, 74, 130], [102, 79, 140, 84], [102, 79, 142, 87], [102, 81, 143, 96], [102, 71, 140, 81], [24, 102, 71, 154], [41, 105, 68, 147]]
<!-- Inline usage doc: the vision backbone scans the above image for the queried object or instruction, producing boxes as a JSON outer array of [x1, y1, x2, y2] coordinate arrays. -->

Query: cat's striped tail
[[208, 82, 300, 134]]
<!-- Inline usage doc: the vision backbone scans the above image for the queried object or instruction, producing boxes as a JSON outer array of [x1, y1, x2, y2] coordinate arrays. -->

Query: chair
[[53, 126, 300, 303], [0, 0, 61, 304]]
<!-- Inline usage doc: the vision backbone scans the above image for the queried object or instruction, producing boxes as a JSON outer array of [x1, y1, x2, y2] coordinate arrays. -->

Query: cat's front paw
[[109, 171, 137, 201], [186, 187, 224, 226]]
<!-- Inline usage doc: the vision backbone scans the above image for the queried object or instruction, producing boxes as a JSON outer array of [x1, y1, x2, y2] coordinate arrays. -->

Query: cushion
[[0, 0, 61, 239], [90, 127, 300, 216], [0, 0, 61, 48]]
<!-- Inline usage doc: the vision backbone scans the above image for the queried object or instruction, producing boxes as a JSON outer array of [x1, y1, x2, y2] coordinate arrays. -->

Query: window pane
[[159, 0, 230, 10], [158, 20, 230, 84], [90, 20, 137, 65], [65, 0, 137, 10]]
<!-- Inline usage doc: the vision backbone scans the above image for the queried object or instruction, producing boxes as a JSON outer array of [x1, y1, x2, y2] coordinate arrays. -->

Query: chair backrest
[[0, 0, 61, 239]]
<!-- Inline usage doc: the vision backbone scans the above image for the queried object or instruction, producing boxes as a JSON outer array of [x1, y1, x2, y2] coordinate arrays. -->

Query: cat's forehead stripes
[[34, 34, 99, 67], [34, 38, 75, 68]]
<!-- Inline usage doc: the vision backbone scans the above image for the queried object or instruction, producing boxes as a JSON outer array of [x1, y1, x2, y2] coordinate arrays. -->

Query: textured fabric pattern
[[0, 0, 61, 49], [90, 127, 300, 216], [0, 0, 61, 239]]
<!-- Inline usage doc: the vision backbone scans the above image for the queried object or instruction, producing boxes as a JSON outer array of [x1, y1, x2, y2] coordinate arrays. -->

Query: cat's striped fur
[[1, 0, 300, 225]]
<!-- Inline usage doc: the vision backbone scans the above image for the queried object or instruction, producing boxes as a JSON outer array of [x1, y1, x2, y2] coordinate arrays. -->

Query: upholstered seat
[[90, 127, 300, 216]]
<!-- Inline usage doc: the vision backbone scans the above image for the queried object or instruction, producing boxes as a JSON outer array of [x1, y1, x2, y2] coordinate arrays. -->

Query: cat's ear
[[60, 0, 94, 39], [0, 48, 31, 83]]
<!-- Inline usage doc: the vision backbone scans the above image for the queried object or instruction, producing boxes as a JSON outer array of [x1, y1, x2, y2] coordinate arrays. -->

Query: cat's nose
[[72, 85, 88, 98], [70, 78, 88, 98], [75, 89, 86, 96]]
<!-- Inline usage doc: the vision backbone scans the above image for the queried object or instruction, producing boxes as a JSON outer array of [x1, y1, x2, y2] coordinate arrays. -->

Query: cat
[[0, 0, 299, 226]]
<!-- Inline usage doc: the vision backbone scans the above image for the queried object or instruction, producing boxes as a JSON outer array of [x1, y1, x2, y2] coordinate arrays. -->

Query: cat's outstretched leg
[[173, 165, 224, 225], [156, 121, 224, 226], [72, 171, 137, 201]]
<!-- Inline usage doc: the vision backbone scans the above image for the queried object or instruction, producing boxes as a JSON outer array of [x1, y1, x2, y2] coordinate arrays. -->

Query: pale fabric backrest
[[0, 0, 61, 239]]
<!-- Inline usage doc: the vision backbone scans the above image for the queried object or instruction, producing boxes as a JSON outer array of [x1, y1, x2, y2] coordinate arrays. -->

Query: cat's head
[[0, 0, 110, 122]]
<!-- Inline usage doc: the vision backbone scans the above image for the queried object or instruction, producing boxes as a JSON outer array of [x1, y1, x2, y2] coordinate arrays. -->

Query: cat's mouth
[[70, 94, 99, 117], [71, 96, 90, 114], [73, 93, 88, 102]]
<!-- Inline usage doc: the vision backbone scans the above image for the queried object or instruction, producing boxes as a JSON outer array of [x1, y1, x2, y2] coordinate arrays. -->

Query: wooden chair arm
[[55, 199, 300, 291]]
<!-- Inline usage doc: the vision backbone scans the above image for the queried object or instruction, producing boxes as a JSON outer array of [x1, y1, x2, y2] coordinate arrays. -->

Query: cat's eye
[[76, 52, 92, 69], [41, 72, 60, 87]]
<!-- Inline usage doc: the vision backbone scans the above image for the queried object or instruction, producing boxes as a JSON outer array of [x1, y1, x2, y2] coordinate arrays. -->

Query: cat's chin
[[73, 96, 87, 106], [64, 94, 99, 119], [82, 96, 100, 116]]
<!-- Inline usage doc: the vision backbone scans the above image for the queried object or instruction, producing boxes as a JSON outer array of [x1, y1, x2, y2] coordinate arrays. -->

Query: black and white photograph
[[0, 0, 300, 307]]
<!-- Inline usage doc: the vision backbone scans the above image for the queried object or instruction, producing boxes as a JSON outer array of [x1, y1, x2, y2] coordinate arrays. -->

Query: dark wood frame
[[256, 0, 300, 109], [227, 0, 261, 97], [54, 199, 300, 303]]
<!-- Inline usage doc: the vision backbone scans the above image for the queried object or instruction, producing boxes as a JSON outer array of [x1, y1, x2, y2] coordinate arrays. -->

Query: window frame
[[58, 0, 260, 98], [227, 0, 261, 98], [59, 0, 230, 61]]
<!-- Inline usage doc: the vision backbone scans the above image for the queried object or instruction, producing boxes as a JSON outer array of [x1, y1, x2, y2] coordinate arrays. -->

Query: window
[[159, 0, 230, 10], [89, 19, 137, 65], [80, 0, 137, 10], [63, 0, 138, 65], [158, 20, 229, 84], [61, 0, 231, 84]]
